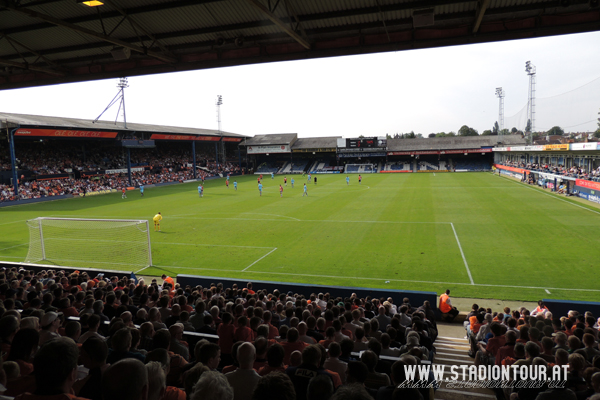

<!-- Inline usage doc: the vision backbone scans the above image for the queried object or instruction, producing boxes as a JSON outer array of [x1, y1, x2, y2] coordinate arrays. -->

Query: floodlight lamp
[[117, 77, 129, 89], [77, 0, 104, 6]]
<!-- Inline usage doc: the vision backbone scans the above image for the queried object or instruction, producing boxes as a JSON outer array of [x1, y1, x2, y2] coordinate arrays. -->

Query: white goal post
[[25, 217, 152, 268]]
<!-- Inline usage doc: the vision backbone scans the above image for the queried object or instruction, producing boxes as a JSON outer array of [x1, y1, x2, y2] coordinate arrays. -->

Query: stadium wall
[[177, 274, 440, 317], [543, 299, 600, 320]]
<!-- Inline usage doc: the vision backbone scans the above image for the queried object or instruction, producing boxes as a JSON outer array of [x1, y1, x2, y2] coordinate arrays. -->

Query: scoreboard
[[346, 137, 385, 148]]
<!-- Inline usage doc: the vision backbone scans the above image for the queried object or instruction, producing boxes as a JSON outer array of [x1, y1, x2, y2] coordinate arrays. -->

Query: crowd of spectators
[[500, 160, 600, 181], [0, 267, 439, 400], [466, 300, 600, 400], [0, 142, 242, 202]]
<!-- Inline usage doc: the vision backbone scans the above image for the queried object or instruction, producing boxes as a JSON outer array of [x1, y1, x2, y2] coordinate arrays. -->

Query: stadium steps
[[433, 336, 496, 400]]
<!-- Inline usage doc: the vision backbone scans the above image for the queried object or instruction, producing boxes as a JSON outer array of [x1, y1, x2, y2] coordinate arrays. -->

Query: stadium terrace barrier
[[542, 299, 600, 320], [176, 274, 440, 317], [0, 261, 132, 280]]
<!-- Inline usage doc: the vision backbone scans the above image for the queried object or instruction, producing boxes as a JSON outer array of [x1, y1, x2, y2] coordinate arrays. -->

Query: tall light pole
[[216, 95, 223, 168], [525, 61, 536, 139], [93, 77, 129, 128], [495, 87, 505, 135]]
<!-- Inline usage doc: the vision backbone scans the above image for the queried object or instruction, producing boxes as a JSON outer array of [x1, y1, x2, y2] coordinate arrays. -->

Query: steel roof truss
[[243, 0, 311, 49], [0, 0, 177, 64]]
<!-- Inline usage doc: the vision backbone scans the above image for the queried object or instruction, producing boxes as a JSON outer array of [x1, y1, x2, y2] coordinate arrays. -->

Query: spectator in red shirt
[[281, 328, 308, 366], [218, 313, 236, 367], [234, 316, 254, 343]]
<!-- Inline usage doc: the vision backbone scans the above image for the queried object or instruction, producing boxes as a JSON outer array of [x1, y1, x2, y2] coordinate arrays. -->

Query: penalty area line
[[450, 223, 474, 285], [242, 247, 278, 272]]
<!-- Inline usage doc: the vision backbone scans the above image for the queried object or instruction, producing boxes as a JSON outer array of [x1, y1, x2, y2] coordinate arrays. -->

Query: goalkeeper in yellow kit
[[153, 212, 162, 231]]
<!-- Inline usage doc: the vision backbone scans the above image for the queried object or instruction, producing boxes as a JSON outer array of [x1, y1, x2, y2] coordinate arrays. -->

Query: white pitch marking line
[[545, 289, 551, 294], [0, 220, 27, 227], [451, 223, 474, 285], [135, 266, 151, 274], [501, 176, 600, 216], [143, 267, 600, 293], [241, 213, 300, 221], [0, 243, 28, 252], [242, 247, 278, 272], [159, 242, 275, 249]]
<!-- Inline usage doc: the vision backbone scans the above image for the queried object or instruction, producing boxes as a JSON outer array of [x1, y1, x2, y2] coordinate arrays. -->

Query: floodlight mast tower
[[525, 61, 536, 140], [495, 87, 505, 135], [216, 95, 224, 169], [93, 77, 129, 128]]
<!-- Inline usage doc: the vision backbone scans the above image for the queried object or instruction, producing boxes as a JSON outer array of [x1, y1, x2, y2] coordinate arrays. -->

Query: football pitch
[[1, 172, 600, 302]]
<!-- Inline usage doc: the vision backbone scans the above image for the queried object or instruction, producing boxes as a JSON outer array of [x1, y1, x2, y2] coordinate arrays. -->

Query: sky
[[0, 30, 599, 138]]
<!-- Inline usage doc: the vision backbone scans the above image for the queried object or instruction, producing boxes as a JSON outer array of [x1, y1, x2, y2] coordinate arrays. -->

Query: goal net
[[25, 218, 152, 268]]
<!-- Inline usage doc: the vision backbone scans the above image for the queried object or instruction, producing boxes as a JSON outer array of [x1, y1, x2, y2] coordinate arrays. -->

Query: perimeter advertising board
[[15, 128, 117, 138], [571, 143, 600, 151], [247, 145, 290, 154], [149, 134, 220, 141]]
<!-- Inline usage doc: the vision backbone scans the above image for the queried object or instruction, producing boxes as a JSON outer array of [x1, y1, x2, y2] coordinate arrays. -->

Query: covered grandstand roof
[[387, 135, 526, 151], [243, 133, 298, 146], [292, 136, 340, 150], [0, 0, 599, 91], [0, 112, 245, 138]]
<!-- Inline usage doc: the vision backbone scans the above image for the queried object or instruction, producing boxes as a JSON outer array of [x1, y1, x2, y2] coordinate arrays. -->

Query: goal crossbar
[[25, 217, 152, 268]]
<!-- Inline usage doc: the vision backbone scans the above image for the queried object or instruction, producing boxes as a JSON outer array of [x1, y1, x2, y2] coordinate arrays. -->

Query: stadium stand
[[500, 160, 600, 181], [0, 261, 598, 400], [452, 159, 492, 171], [0, 141, 241, 202], [418, 162, 439, 171], [255, 163, 279, 174]]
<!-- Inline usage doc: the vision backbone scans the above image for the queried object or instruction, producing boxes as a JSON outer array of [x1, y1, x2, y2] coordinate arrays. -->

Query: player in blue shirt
[[291, 178, 295, 188], [303, 183, 307, 196], [346, 176, 349, 185], [140, 185, 144, 196], [307, 173, 311, 182], [233, 180, 237, 190], [258, 182, 263, 196], [198, 184, 203, 198], [271, 172, 274, 179]]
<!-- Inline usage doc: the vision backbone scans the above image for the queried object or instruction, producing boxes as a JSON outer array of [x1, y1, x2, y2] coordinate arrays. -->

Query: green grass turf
[[2, 172, 600, 302]]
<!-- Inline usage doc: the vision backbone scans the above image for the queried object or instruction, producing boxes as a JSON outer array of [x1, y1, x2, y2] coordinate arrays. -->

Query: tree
[[525, 119, 531, 133], [458, 125, 479, 136], [428, 133, 436, 138], [546, 126, 564, 136], [511, 127, 518, 134], [386, 134, 392, 139], [416, 133, 423, 139], [499, 129, 509, 135], [492, 121, 499, 135], [481, 130, 493, 136], [358, 135, 365, 138], [595, 108, 600, 137]]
